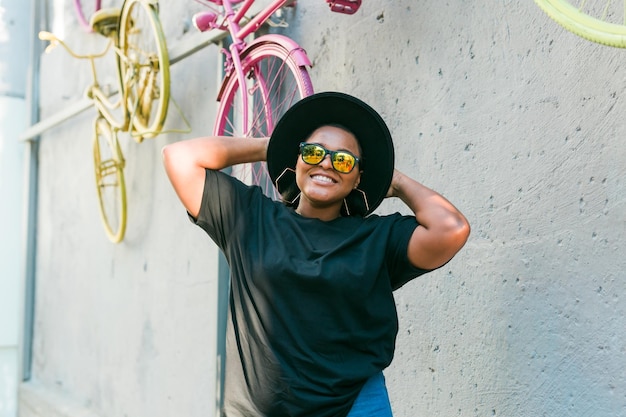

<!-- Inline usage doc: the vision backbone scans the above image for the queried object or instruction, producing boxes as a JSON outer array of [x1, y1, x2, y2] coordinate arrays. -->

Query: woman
[[162, 92, 470, 417]]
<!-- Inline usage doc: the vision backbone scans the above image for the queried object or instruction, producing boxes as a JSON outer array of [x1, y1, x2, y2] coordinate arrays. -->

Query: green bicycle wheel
[[535, 0, 626, 47]]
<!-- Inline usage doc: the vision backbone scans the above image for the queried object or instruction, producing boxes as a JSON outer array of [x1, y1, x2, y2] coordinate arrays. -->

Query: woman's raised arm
[[162, 137, 269, 217], [386, 169, 470, 270]]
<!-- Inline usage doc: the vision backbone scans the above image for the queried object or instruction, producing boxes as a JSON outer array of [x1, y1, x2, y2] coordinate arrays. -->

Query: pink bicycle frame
[[74, 0, 103, 31], [195, 0, 299, 46], [195, 0, 312, 133], [194, 0, 360, 131]]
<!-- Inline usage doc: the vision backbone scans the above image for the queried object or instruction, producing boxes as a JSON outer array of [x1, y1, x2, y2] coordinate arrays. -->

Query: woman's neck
[[295, 201, 343, 222]]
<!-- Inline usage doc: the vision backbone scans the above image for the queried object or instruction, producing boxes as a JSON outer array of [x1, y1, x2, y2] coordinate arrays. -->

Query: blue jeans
[[346, 372, 393, 416]]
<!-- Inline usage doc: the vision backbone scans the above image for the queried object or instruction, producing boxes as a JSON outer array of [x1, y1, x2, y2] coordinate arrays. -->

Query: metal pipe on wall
[[0, 0, 33, 414], [19, 0, 43, 382]]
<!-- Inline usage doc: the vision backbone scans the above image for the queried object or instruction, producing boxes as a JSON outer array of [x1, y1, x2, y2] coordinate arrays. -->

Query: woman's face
[[295, 125, 362, 212]]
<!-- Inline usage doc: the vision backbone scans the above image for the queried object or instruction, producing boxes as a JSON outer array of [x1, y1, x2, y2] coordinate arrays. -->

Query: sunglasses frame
[[298, 142, 361, 174]]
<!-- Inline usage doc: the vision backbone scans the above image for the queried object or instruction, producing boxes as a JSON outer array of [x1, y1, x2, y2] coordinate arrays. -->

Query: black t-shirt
[[192, 170, 430, 417]]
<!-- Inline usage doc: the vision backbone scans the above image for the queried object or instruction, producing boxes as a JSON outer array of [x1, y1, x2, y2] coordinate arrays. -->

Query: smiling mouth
[[311, 174, 337, 184]]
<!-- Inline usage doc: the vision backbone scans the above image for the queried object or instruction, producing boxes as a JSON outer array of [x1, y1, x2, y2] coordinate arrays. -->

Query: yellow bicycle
[[535, 0, 626, 47], [40, 0, 179, 243]]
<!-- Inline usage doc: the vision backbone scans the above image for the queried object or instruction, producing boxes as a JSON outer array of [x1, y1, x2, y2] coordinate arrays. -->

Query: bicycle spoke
[[93, 118, 127, 243], [214, 42, 313, 200], [118, 0, 169, 138]]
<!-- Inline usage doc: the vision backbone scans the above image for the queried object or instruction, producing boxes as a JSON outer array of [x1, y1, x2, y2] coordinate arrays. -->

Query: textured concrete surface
[[19, 1, 625, 416]]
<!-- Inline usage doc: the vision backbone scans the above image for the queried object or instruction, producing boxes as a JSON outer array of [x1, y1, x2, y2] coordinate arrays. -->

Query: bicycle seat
[[90, 8, 121, 37], [327, 0, 361, 14]]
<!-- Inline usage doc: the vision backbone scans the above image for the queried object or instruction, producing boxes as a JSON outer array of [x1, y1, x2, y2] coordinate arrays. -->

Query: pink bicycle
[[192, 0, 361, 198], [74, 0, 102, 32]]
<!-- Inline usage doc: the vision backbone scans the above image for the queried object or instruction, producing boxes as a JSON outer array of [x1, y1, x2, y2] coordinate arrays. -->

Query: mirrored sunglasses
[[299, 142, 360, 174]]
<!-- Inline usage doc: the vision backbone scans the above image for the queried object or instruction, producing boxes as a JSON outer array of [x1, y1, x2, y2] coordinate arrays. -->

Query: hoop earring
[[274, 167, 300, 205], [354, 188, 370, 213], [341, 188, 370, 217], [286, 192, 301, 205]]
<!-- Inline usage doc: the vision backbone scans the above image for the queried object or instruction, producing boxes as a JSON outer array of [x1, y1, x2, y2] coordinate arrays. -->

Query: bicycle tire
[[214, 39, 314, 200], [117, 0, 170, 140], [74, 0, 102, 32], [535, 0, 626, 47], [93, 117, 127, 243]]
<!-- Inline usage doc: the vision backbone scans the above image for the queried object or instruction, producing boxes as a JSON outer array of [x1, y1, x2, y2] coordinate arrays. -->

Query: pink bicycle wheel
[[74, 0, 102, 32], [214, 38, 314, 200]]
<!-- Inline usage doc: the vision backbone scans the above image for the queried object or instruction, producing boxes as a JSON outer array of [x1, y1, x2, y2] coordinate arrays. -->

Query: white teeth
[[312, 175, 335, 183]]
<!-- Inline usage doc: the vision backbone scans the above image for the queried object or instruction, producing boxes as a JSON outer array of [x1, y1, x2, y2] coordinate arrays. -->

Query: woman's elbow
[[448, 214, 471, 251], [162, 141, 198, 175], [161, 143, 178, 170], [161, 142, 195, 185]]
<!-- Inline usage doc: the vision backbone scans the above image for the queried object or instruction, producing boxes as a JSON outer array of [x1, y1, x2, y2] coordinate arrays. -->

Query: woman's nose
[[319, 153, 333, 169]]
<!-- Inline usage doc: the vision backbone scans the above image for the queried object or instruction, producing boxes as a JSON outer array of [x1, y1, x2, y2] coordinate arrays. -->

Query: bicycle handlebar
[[39, 31, 113, 60]]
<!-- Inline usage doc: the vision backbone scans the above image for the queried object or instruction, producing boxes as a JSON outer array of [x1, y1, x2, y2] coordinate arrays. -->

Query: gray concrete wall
[[19, 1, 625, 417]]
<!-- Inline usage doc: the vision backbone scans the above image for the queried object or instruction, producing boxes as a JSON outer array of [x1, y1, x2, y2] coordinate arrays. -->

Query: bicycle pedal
[[327, 0, 361, 14], [193, 11, 218, 32]]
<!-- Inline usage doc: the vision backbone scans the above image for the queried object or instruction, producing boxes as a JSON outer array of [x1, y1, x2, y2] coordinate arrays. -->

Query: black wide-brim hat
[[267, 91, 394, 216]]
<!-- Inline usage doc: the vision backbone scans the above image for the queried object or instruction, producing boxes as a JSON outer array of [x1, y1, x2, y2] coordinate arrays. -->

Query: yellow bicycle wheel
[[93, 117, 127, 243], [117, 0, 170, 140], [535, 0, 626, 47]]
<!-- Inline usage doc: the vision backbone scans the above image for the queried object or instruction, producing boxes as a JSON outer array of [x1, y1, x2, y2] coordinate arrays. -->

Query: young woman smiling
[[162, 92, 470, 417]]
